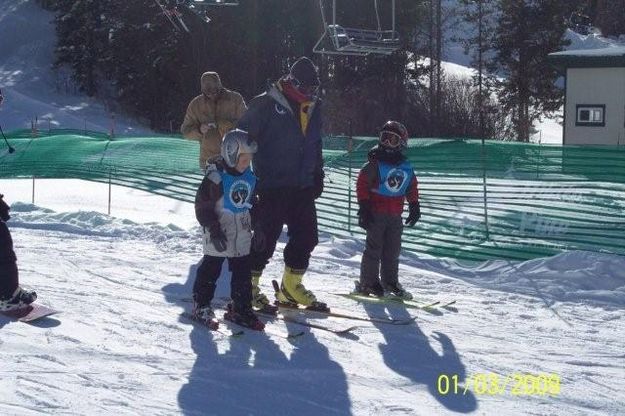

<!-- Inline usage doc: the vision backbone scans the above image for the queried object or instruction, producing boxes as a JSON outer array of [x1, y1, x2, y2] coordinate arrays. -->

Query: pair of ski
[[182, 302, 358, 340], [335, 292, 457, 312], [183, 293, 417, 339], [259, 279, 416, 337], [181, 310, 303, 340]]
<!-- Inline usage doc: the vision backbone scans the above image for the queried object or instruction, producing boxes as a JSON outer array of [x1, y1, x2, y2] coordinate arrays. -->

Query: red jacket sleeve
[[406, 175, 419, 204], [356, 165, 371, 202]]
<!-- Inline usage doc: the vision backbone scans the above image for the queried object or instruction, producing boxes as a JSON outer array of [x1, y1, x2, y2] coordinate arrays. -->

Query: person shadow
[[362, 302, 478, 413], [164, 260, 352, 415]]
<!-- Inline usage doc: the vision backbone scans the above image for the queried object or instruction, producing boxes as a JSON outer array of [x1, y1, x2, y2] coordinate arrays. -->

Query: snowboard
[[1, 303, 59, 322]]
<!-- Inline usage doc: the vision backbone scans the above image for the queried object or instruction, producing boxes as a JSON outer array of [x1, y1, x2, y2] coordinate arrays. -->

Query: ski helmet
[[379, 120, 408, 151], [221, 129, 258, 168]]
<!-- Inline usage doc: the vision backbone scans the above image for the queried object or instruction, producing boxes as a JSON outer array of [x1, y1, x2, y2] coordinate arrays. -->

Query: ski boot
[[0, 287, 37, 312], [353, 280, 384, 298], [382, 281, 413, 300], [192, 301, 219, 330], [224, 303, 265, 331], [251, 271, 278, 315], [275, 267, 328, 312]]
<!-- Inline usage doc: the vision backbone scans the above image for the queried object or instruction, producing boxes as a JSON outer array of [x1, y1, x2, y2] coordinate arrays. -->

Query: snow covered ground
[[1, 4, 625, 412], [0, 0, 150, 135], [1, 179, 624, 415]]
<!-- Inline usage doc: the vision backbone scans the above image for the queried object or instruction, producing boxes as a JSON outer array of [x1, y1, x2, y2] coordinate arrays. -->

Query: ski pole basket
[[314, 0, 400, 56]]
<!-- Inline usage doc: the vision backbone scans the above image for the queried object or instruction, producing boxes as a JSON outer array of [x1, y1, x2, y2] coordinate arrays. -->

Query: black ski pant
[[250, 188, 319, 273], [193, 255, 253, 312], [359, 213, 403, 288], [0, 221, 18, 299]]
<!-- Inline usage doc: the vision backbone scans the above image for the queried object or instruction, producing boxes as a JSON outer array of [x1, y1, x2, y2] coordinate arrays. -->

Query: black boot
[[224, 303, 265, 331]]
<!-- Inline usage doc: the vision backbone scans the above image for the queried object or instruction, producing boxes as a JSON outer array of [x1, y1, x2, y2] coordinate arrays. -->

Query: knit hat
[[289, 57, 320, 87]]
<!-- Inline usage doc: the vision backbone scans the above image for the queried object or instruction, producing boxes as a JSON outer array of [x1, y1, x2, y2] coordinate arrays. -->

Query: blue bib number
[[376, 161, 413, 197], [221, 168, 256, 213]]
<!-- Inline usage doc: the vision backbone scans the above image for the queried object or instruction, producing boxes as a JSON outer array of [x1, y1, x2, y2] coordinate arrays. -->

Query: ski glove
[[252, 229, 266, 252], [405, 201, 421, 227], [357, 201, 373, 230], [0, 194, 10, 222], [312, 171, 325, 200], [209, 226, 227, 253]]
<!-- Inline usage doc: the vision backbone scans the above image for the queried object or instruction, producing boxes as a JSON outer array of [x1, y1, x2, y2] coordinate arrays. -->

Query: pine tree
[[595, 0, 625, 37], [490, 0, 569, 142], [53, 0, 112, 96], [458, 0, 498, 138]]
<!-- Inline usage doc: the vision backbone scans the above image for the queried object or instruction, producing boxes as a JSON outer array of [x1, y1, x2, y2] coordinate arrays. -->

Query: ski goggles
[[380, 130, 404, 149], [290, 76, 320, 97]]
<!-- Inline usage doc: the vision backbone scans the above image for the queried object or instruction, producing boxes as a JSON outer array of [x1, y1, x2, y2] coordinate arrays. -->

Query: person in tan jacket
[[181, 72, 247, 170]]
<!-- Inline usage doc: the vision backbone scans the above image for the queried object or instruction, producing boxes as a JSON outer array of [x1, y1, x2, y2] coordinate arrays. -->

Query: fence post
[[480, 137, 490, 239], [108, 168, 112, 216], [536, 134, 542, 180], [347, 121, 353, 233]]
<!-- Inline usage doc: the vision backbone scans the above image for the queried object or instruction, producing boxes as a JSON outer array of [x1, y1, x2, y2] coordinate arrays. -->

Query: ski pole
[[0, 124, 15, 153]]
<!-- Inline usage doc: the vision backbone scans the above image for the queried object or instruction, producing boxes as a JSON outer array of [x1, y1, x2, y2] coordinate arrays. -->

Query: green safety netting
[[2, 129, 625, 262]]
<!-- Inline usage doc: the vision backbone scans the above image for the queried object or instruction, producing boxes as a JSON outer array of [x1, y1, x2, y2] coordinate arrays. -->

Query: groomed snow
[[1, 179, 624, 415]]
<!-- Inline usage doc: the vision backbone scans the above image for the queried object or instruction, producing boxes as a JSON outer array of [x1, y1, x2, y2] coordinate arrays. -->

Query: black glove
[[405, 201, 421, 227], [0, 194, 10, 222], [209, 226, 227, 252], [357, 201, 373, 230], [252, 229, 266, 252], [312, 171, 324, 200]]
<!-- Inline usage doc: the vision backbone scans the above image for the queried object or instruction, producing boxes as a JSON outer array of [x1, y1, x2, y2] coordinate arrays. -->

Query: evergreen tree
[[53, 0, 111, 96], [596, 0, 625, 37], [490, 0, 569, 142]]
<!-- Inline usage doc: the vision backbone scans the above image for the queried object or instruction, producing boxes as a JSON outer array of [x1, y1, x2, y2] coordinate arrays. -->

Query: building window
[[576, 105, 605, 127]]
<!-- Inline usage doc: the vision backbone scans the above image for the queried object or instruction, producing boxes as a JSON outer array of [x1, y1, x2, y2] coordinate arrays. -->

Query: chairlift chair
[[313, 0, 400, 56]]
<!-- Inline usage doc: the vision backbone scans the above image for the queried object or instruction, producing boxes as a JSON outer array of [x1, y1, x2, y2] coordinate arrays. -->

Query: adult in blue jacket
[[237, 56, 326, 311]]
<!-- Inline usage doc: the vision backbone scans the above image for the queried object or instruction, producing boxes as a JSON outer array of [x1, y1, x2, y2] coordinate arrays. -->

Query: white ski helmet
[[221, 129, 258, 168]]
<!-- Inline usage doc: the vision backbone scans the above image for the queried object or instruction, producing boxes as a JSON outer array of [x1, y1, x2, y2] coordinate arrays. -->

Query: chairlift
[[313, 0, 400, 56]]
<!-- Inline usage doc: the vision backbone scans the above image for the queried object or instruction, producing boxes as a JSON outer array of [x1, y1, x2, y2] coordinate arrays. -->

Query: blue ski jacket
[[237, 84, 323, 192]]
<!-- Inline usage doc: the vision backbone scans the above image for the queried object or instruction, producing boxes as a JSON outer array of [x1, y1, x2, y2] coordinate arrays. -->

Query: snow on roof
[[549, 45, 625, 58], [548, 45, 625, 68]]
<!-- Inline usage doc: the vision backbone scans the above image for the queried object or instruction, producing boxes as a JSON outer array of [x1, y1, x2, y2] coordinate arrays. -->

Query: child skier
[[192, 129, 264, 330], [0, 194, 37, 311], [355, 121, 421, 299]]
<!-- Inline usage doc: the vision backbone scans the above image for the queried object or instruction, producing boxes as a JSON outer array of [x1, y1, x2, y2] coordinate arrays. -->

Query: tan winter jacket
[[181, 72, 247, 169]]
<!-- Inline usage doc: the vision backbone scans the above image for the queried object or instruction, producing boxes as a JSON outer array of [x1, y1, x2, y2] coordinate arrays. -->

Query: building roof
[[548, 46, 625, 68]]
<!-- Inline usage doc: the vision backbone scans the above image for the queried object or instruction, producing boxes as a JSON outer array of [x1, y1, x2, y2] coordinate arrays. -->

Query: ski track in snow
[[1, 198, 624, 415]]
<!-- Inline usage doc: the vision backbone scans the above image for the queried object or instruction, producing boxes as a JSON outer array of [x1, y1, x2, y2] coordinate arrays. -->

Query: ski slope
[[0, 0, 149, 135], [1, 179, 624, 416]]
